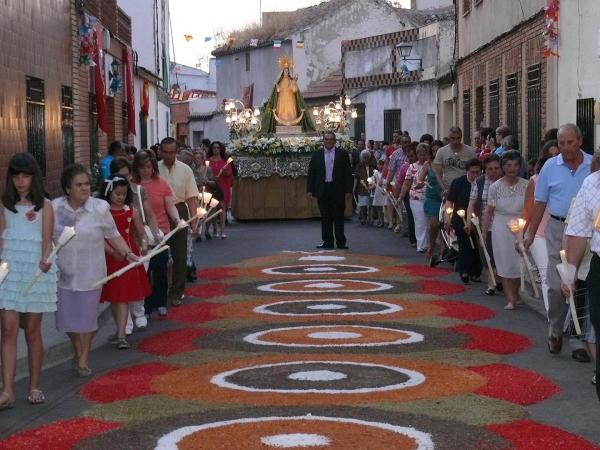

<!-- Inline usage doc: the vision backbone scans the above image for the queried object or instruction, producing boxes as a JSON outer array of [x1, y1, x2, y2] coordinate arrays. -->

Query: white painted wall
[[291, 0, 414, 91], [189, 97, 218, 114], [351, 82, 438, 140], [416, 0, 453, 9], [558, 0, 600, 150], [458, 0, 545, 58], [189, 115, 229, 144], [171, 63, 216, 92]]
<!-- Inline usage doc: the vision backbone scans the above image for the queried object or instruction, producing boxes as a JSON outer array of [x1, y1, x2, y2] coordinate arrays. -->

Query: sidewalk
[[12, 304, 114, 380]]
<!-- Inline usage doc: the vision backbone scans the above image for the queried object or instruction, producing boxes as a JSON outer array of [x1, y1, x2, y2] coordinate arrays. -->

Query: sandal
[[504, 303, 515, 310], [27, 389, 45, 405], [484, 287, 495, 296], [0, 391, 14, 410]]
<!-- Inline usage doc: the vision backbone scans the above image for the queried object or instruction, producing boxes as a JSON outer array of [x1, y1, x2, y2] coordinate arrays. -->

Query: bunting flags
[[249, 38, 259, 47], [184, 34, 193, 42], [273, 39, 282, 48], [227, 36, 236, 45], [204, 36, 212, 43]]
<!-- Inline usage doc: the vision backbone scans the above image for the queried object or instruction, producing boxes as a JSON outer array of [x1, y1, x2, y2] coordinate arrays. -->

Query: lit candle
[[470, 214, 496, 286], [0, 262, 8, 287], [457, 210, 474, 249], [507, 218, 539, 298]]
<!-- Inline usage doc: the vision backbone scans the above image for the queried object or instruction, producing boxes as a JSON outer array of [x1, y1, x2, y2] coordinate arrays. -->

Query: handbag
[[137, 185, 159, 246]]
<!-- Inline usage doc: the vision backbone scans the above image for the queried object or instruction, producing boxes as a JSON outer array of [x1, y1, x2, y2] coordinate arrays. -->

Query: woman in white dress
[[482, 151, 528, 310]]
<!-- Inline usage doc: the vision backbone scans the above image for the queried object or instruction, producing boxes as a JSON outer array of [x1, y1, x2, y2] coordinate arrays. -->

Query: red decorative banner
[[141, 79, 150, 119], [122, 46, 136, 136]]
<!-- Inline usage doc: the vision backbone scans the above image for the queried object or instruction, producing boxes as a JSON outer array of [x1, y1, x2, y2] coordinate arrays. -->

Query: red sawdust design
[[416, 279, 466, 295], [138, 328, 216, 356], [486, 419, 600, 449], [398, 264, 452, 277], [80, 362, 175, 404], [430, 300, 495, 321], [451, 324, 531, 354], [0, 417, 119, 450], [197, 267, 239, 280], [167, 302, 221, 325], [184, 282, 228, 299], [471, 364, 560, 405]]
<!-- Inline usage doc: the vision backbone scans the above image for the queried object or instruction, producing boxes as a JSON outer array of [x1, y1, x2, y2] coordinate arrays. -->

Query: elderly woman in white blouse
[[53, 164, 137, 377]]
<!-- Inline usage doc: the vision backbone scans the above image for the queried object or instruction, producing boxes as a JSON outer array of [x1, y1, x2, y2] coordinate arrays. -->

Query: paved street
[[0, 218, 598, 448]]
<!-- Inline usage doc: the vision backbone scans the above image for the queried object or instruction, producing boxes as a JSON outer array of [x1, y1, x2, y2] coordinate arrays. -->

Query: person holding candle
[[482, 151, 528, 309], [133, 150, 180, 318], [158, 138, 199, 307], [99, 176, 151, 349], [192, 150, 217, 241], [421, 141, 444, 266], [53, 164, 137, 377], [110, 157, 161, 334], [561, 154, 600, 397], [0, 153, 57, 408], [353, 150, 372, 225], [524, 124, 592, 354], [444, 158, 482, 284], [466, 153, 502, 295], [207, 141, 233, 239]]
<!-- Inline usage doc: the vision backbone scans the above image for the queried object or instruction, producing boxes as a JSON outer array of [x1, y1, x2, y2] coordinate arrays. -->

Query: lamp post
[[395, 43, 422, 74], [109, 58, 122, 95], [311, 95, 357, 132], [223, 98, 261, 136]]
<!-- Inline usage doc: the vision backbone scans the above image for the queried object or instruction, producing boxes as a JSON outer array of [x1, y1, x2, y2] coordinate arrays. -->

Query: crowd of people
[[0, 137, 235, 409], [352, 124, 599, 396]]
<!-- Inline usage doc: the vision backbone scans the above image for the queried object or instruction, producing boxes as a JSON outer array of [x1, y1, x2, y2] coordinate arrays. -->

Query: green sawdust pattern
[[383, 316, 464, 328], [87, 395, 243, 423], [408, 348, 502, 367], [160, 349, 280, 367], [376, 393, 527, 426]]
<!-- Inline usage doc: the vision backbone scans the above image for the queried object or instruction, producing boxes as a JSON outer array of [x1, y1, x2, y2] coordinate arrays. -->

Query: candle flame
[[456, 209, 465, 218], [209, 198, 219, 208], [227, 157, 233, 164], [205, 161, 210, 167], [508, 219, 521, 233], [445, 208, 453, 215]]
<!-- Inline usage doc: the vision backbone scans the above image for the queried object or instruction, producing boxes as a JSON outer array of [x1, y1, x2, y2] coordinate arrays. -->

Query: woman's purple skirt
[[55, 287, 101, 333]]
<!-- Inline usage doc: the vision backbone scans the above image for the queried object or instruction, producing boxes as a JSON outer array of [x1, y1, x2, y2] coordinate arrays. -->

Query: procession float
[[224, 55, 356, 220]]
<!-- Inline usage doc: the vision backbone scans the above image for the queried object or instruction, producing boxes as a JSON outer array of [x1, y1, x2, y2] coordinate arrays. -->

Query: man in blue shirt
[[524, 123, 592, 354]]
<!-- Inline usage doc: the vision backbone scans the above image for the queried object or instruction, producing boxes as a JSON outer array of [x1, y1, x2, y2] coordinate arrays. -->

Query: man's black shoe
[[548, 335, 563, 354], [337, 245, 349, 250], [316, 243, 335, 249]]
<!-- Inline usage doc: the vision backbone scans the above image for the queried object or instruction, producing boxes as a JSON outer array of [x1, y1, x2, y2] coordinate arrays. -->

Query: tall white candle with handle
[[456, 210, 475, 249], [0, 262, 9, 287], [21, 226, 76, 295], [471, 214, 496, 286], [508, 219, 539, 298], [93, 245, 170, 288], [559, 249, 582, 335]]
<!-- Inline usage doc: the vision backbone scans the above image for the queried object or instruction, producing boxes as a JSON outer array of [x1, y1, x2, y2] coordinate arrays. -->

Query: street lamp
[[395, 43, 422, 73], [108, 58, 122, 94]]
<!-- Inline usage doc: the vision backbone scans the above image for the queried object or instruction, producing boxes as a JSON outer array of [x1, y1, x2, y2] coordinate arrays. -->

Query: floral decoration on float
[[227, 133, 353, 157]]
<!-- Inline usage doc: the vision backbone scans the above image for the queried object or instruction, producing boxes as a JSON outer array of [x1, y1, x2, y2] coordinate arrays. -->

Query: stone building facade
[[456, 0, 557, 160]]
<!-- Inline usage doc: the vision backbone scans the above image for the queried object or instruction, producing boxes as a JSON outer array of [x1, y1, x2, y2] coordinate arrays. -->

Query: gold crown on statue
[[276, 55, 293, 70]]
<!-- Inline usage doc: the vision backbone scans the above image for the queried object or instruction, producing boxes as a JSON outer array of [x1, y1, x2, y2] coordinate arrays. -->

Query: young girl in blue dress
[[0, 153, 57, 409]]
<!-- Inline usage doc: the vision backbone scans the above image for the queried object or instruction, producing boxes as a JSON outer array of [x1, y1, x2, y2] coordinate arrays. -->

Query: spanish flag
[[184, 34, 193, 42]]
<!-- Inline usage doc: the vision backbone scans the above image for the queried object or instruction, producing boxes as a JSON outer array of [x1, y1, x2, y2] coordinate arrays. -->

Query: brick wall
[[457, 11, 547, 160], [0, 0, 72, 196]]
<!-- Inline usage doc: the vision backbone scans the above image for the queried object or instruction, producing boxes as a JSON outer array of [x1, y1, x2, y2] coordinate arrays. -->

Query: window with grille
[[463, 89, 471, 145], [488, 79, 500, 130], [505, 73, 518, 138], [61, 86, 74, 168], [384, 109, 402, 144], [576, 98, 595, 154], [475, 86, 484, 131], [463, 0, 471, 15], [26, 76, 46, 175], [527, 65, 542, 159]]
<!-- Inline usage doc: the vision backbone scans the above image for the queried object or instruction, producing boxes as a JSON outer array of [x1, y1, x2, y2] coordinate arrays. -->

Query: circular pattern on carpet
[[155, 415, 434, 450], [210, 361, 425, 394], [150, 354, 486, 405], [262, 264, 379, 275], [242, 325, 424, 348], [298, 255, 346, 262], [257, 279, 393, 293], [253, 299, 401, 316]]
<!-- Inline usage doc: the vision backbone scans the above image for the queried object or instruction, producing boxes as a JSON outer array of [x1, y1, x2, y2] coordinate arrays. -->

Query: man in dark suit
[[307, 131, 353, 249]]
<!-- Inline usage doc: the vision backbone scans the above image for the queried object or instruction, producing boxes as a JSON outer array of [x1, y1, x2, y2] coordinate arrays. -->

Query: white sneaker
[[125, 327, 133, 336], [135, 316, 148, 329]]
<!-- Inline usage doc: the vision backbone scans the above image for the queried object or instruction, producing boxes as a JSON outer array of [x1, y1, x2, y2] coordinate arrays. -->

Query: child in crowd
[[372, 160, 388, 227], [0, 153, 57, 408], [354, 150, 372, 225], [99, 175, 151, 349]]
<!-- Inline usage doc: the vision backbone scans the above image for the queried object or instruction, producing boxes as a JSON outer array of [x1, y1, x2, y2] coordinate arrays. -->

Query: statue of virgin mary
[[261, 55, 315, 134]]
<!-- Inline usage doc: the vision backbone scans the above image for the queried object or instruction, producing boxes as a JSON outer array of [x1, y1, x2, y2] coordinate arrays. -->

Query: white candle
[[0, 262, 8, 286]]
